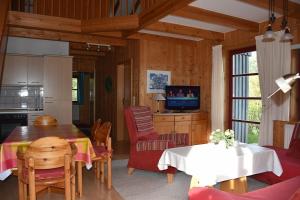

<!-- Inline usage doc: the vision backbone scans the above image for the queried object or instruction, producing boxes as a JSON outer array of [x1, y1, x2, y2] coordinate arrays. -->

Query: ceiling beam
[[140, 0, 196, 28], [146, 22, 224, 41], [81, 15, 139, 33], [173, 6, 259, 32], [8, 11, 81, 33], [8, 27, 127, 46], [124, 0, 196, 37], [238, 0, 300, 20]]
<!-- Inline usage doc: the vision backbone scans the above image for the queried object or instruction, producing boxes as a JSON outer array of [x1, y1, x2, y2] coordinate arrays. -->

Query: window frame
[[228, 46, 261, 138], [72, 76, 79, 103]]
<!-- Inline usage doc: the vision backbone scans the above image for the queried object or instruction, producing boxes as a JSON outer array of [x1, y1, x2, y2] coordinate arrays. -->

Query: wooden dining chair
[[17, 137, 77, 200], [33, 115, 58, 126], [91, 118, 102, 141], [92, 122, 112, 189]]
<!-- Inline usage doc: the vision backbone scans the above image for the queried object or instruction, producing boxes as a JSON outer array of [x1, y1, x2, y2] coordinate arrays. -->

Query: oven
[[0, 113, 28, 143]]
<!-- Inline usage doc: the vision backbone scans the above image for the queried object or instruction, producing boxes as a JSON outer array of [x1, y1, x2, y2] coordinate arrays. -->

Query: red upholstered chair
[[253, 122, 300, 184], [189, 176, 300, 200], [124, 106, 189, 183]]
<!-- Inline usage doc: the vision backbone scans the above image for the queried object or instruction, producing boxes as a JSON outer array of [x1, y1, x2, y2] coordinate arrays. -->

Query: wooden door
[[116, 59, 132, 142]]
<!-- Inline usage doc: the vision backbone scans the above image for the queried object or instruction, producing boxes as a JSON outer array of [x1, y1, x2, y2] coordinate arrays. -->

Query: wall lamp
[[267, 73, 300, 98]]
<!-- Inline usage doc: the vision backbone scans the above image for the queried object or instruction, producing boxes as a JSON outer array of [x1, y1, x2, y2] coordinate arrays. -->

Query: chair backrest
[[91, 118, 102, 140], [124, 106, 155, 144], [33, 115, 58, 126], [94, 122, 112, 147], [24, 137, 72, 169]]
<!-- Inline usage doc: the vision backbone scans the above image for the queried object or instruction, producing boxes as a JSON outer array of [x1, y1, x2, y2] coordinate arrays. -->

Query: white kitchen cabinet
[[43, 57, 60, 99], [43, 56, 72, 124], [27, 56, 44, 85], [2, 55, 28, 85]]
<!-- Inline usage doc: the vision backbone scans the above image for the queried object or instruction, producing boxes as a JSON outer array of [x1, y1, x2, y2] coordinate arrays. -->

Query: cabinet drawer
[[175, 115, 191, 122], [192, 112, 208, 121], [154, 115, 174, 122], [154, 122, 174, 134]]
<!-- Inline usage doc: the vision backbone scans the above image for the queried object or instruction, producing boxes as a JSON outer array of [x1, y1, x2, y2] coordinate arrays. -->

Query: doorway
[[116, 59, 133, 143], [72, 72, 95, 136]]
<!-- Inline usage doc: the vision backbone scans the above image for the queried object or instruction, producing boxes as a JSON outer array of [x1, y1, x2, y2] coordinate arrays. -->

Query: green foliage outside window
[[72, 78, 78, 102], [247, 52, 261, 144]]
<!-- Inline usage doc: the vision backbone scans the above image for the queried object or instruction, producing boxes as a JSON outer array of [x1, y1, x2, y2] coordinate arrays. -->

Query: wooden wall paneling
[[74, 0, 82, 19], [95, 52, 117, 142], [73, 57, 96, 73], [138, 35, 212, 114], [290, 49, 300, 121], [52, 0, 60, 17], [0, 0, 9, 84]]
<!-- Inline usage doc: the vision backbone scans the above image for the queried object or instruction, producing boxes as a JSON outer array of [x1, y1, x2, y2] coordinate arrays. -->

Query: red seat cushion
[[287, 139, 300, 159], [93, 145, 109, 157], [23, 167, 65, 180]]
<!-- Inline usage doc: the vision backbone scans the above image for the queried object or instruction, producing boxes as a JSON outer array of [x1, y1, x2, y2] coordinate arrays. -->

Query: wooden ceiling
[[7, 0, 300, 44]]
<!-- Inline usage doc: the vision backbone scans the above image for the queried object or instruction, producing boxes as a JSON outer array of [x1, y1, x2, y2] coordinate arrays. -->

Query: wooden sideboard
[[153, 112, 209, 145]]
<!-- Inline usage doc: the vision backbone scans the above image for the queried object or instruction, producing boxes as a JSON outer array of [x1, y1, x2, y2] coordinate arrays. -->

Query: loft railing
[[9, 0, 143, 19]]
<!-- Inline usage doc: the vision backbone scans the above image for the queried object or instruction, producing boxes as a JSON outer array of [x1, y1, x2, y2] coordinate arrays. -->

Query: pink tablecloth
[[0, 125, 95, 178]]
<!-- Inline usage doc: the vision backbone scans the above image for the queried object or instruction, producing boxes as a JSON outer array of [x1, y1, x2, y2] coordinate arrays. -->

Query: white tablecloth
[[158, 143, 283, 186]]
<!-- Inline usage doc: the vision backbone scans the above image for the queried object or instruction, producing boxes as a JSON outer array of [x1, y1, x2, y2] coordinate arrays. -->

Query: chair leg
[[167, 173, 173, 184], [23, 183, 27, 200], [71, 175, 76, 200], [100, 161, 105, 183], [128, 168, 134, 175], [107, 158, 112, 189], [18, 179, 24, 200], [96, 161, 100, 179]]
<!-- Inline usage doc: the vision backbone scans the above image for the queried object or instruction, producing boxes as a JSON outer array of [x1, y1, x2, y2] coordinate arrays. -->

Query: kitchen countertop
[[0, 109, 44, 114]]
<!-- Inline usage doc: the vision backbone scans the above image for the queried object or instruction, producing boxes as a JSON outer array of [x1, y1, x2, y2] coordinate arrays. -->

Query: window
[[72, 77, 78, 102], [230, 49, 262, 144]]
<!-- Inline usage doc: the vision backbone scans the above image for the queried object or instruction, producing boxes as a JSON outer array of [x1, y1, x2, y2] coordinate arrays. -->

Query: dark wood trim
[[232, 97, 261, 100], [233, 73, 259, 77], [232, 119, 260, 124]]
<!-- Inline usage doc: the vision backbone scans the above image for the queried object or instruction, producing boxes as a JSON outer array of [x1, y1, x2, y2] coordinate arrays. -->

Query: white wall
[[7, 37, 69, 56]]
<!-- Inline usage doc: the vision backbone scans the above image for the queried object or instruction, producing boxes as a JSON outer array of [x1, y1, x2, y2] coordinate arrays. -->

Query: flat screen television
[[165, 85, 200, 111]]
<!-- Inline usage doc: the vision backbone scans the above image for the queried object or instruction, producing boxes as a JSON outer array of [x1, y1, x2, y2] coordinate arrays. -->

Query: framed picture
[[146, 70, 171, 93]]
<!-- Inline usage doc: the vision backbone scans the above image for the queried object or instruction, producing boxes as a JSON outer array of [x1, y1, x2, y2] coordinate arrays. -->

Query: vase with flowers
[[209, 129, 235, 149]]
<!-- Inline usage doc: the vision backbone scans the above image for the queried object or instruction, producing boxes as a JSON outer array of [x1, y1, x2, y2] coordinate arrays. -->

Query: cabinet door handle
[[17, 81, 26, 83], [45, 101, 53, 103], [45, 97, 54, 99], [30, 81, 40, 83]]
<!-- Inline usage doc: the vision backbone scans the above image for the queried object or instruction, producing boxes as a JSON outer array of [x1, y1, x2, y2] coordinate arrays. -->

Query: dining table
[[0, 124, 96, 197], [158, 143, 283, 193]]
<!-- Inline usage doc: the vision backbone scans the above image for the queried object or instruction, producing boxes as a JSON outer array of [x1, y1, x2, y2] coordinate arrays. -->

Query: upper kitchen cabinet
[[2, 55, 27, 85], [27, 56, 44, 85], [2, 55, 44, 86]]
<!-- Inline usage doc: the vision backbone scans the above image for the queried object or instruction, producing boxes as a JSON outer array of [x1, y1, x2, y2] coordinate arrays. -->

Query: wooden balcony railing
[[10, 0, 142, 19]]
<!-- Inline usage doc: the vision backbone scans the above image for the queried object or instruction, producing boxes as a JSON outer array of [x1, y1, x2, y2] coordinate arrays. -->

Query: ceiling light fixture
[[280, 0, 294, 42], [263, 0, 276, 42], [86, 43, 112, 51]]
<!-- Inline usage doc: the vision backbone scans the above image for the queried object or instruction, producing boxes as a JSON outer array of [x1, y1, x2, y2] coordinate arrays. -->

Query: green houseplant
[[210, 129, 235, 149]]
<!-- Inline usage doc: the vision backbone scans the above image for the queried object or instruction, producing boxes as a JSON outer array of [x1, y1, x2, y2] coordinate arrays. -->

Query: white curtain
[[211, 45, 224, 131], [256, 31, 291, 146]]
